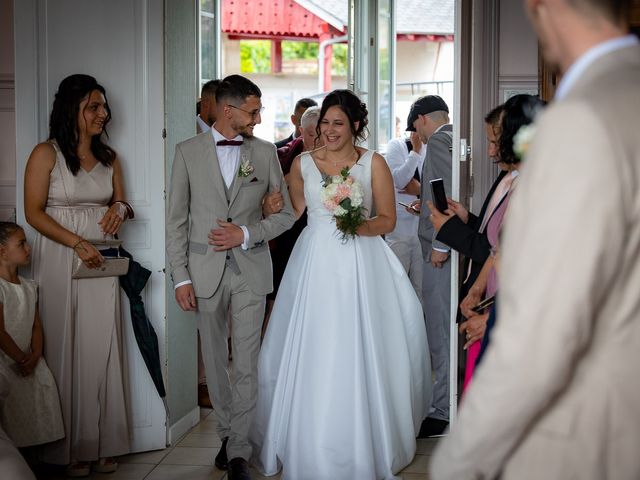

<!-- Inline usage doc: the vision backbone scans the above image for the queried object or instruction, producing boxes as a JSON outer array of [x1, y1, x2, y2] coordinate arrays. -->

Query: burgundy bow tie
[[217, 139, 243, 146]]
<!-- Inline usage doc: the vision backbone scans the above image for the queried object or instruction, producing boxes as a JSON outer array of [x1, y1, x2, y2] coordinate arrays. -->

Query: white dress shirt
[[211, 127, 244, 188], [384, 137, 425, 241]]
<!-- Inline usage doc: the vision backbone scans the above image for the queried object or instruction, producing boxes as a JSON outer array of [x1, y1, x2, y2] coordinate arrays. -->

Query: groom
[[166, 74, 295, 480]]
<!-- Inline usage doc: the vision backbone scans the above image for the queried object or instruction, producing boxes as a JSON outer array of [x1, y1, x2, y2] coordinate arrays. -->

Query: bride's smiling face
[[319, 106, 358, 151]]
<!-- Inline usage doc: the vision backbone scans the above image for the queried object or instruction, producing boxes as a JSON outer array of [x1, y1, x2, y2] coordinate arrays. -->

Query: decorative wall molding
[[469, 0, 500, 211], [0, 184, 16, 206], [0, 74, 14, 85], [120, 218, 152, 250], [0, 77, 14, 112], [498, 74, 539, 102]]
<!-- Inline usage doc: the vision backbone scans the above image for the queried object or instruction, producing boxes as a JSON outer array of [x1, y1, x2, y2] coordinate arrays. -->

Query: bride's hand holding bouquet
[[320, 167, 367, 241]]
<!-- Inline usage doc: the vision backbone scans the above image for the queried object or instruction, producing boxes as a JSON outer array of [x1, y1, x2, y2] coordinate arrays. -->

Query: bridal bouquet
[[320, 168, 367, 241]]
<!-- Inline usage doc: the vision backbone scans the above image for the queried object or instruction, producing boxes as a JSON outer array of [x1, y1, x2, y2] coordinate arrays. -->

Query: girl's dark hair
[[48, 74, 116, 175], [499, 94, 546, 165], [0, 222, 22, 245], [317, 89, 369, 144]]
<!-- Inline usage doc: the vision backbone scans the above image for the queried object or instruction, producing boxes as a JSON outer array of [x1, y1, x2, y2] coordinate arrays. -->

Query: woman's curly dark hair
[[48, 74, 116, 175], [498, 94, 546, 165], [317, 89, 369, 145]]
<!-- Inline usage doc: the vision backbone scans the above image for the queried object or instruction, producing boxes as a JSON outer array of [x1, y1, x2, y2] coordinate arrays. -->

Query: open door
[[448, 0, 472, 425], [14, 0, 167, 452]]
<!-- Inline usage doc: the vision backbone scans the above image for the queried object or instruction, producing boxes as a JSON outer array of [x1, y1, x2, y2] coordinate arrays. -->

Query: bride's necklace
[[328, 149, 357, 167]]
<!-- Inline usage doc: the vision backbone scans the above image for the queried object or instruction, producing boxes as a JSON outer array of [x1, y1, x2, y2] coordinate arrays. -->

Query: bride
[[250, 89, 432, 480]]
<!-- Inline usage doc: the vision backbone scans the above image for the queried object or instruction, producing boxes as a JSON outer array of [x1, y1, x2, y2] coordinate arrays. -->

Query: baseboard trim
[[167, 406, 200, 445]]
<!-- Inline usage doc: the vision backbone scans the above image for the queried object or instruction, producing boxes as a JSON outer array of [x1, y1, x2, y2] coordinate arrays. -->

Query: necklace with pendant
[[330, 149, 357, 167]]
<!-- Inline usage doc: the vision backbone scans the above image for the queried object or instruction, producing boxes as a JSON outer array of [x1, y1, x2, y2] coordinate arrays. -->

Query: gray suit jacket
[[431, 43, 640, 480], [166, 131, 295, 297], [419, 124, 453, 258]]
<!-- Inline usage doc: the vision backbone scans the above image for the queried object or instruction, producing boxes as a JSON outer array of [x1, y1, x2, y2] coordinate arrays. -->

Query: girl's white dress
[[0, 276, 64, 447], [251, 150, 432, 480]]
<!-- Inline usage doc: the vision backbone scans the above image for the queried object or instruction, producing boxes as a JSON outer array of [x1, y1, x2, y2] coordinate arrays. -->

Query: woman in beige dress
[[24, 74, 133, 477]]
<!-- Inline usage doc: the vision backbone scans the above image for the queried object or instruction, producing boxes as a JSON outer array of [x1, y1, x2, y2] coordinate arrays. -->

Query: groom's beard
[[231, 118, 256, 138]]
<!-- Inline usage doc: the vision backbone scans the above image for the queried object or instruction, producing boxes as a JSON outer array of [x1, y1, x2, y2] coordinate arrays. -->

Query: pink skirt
[[462, 340, 481, 392]]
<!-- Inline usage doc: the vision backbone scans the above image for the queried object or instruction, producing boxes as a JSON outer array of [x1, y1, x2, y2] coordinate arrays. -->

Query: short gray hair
[[300, 106, 321, 128], [426, 110, 450, 124]]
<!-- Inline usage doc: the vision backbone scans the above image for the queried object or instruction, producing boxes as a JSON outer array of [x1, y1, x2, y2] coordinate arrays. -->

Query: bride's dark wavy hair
[[48, 74, 116, 175], [499, 94, 546, 165], [317, 89, 369, 145]]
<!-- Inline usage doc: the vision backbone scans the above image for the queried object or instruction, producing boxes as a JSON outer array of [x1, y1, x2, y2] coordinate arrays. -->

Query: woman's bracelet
[[112, 200, 134, 219], [72, 238, 87, 250]]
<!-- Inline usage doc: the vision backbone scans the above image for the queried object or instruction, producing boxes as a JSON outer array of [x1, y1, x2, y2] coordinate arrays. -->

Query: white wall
[[468, 0, 538, 213], [498, 0, 538, 101], [0, 0, 16, 220]]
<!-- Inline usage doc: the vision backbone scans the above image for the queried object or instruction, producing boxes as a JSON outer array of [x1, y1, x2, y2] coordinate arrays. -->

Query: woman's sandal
[[91, 457, 118, 473], [65, 462, 90, 478]]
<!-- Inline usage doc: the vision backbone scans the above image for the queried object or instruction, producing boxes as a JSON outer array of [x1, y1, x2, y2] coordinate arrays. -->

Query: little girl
[[0, 221, 64, 447]]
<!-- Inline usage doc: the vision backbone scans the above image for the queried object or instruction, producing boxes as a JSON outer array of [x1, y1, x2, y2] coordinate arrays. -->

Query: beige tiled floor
[[34, 408, 437, 479]]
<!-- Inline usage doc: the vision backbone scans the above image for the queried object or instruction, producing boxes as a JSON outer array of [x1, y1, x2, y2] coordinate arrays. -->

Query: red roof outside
[[222, 0, 344, 40]]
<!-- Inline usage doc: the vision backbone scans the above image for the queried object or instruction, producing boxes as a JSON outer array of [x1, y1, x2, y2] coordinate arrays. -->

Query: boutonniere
[[238, 155, 255, 178]]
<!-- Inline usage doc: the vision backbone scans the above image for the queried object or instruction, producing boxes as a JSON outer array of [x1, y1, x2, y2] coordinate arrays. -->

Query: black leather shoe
[[417, 417, 449, 438], [214, 437, 228, 470], [228, 457, 252, 480]]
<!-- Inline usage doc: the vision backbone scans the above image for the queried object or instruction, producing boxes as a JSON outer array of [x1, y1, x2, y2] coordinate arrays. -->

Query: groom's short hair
[[216, 74, 262, 106]]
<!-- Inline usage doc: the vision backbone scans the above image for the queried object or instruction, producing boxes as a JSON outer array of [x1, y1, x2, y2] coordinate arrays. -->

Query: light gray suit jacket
[[431, 43, 640, 480], [419, 124, 453, 258], [166, 131, 295, 298]]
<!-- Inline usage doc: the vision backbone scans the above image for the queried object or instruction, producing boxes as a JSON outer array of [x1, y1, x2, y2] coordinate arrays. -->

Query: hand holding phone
[[398, 201, 417, 210], [398, 201, 420, 214]]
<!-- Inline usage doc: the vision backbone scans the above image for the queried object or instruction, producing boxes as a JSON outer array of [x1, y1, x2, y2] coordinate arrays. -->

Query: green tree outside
[[240, 39, 347, 75]]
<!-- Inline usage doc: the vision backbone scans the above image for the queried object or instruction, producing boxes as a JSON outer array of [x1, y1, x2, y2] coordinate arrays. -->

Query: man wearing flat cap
[[408, 94, 453, 437]]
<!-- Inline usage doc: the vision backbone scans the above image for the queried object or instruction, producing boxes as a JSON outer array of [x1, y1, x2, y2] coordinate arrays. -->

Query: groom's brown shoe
[[214, 437, 228, 470], [228, 457, 252, 480]]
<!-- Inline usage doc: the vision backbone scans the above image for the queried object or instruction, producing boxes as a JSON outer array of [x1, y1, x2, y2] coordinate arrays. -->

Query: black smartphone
[[429, 178, 448, 213]]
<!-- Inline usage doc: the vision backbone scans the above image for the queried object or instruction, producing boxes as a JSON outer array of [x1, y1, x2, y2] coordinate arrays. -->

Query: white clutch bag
[[72, 239, 130, 279]]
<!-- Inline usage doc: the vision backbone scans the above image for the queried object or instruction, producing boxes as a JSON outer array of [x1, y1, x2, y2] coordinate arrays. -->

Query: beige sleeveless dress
[[32, 141, 130, 464], [0, 276, 64, 447]]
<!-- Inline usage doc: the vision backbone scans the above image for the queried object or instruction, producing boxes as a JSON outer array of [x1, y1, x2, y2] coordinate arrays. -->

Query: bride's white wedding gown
[[251, 149, 432, 480]]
